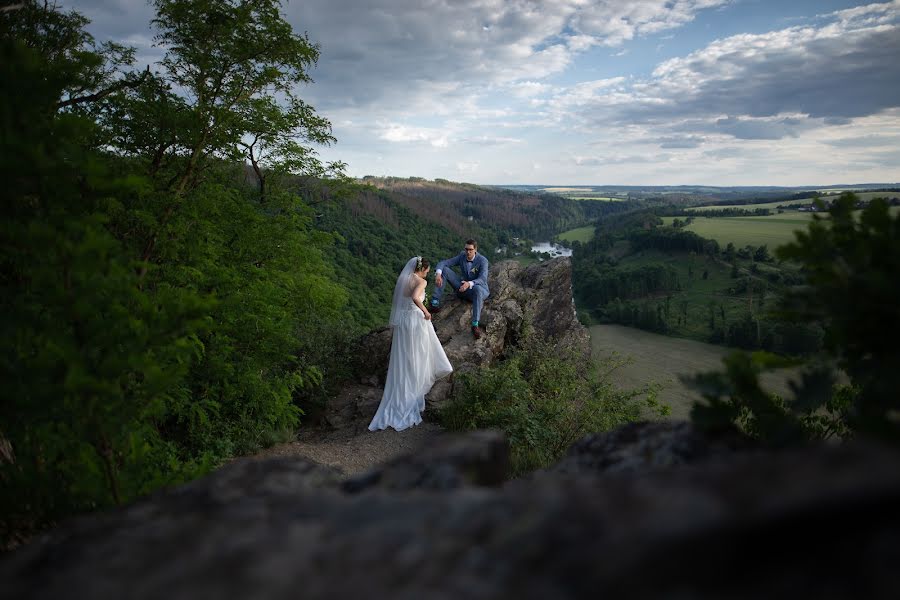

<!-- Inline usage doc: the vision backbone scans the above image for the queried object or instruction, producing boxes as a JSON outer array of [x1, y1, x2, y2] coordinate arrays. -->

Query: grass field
[[662, 213, 813, 248], [541, 187, 586, 193], [590, 324, 797, 420], [558, 225, 595, 243], [686, 198, 814, 212], [686, 191, 897, 213]]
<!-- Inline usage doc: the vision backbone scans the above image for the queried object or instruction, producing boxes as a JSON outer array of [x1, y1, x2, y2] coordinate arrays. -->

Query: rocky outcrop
[[549, 420, 758, 476], [3, 423, 899, 599], [327, 257, 589, 430]]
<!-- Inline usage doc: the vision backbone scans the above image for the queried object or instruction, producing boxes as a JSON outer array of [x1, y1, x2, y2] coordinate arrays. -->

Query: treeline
[[576, 265, 680, 306], [671, 207, 773, 217], [572, 207, 823, 354], [364, 177, 634, 240], [629, 228, 720, 256], [315, 187, 467, 328]]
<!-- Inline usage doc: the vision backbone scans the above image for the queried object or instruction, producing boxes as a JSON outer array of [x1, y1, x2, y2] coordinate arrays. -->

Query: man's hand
[[459, 281, 471, 293], [435, 273, 443, 288]]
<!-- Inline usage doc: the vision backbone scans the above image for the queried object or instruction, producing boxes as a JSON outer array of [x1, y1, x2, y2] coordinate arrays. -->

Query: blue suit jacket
[[437, 251, 490, 294]]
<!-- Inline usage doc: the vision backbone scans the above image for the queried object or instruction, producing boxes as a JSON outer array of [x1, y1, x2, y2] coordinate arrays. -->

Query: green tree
[[689, 193, 900, 443], [2, 1, 211, 538], [1, 0, 352, 545], [777, 193, 900, 437], [753, 244, 770, 262], [101, 0, 345, 207]]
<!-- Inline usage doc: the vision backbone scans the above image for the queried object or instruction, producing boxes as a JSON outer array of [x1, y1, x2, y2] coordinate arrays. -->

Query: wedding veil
[[388, 256, 420, 327]]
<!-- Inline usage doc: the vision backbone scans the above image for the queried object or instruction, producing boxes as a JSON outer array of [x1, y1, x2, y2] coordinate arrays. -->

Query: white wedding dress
[[368, 280, 453, 432]]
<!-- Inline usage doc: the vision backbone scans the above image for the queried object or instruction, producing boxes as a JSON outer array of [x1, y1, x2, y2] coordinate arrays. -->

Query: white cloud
[[377, 122, 450, 148], [461, 135, 523, 145], [545, 1, 900, 141], [66, 0, 900, 185]]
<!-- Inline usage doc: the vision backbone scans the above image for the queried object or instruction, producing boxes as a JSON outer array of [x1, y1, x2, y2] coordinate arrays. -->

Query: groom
[[431, 239, 490, 339]]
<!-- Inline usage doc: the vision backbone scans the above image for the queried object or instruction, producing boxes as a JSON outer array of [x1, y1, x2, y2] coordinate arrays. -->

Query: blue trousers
[[433, 268, 488, 324]]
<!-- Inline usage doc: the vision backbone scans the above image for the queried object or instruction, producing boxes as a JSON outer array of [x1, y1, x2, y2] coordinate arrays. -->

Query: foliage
[[104, 0, 345, 198], [571, 203, 816, 352], [1, 0, 350, 545], [630, 227, 720, 256], [688, 353, 850, 446], [314, 185, 465, 328], [689, 193, 900, 444], [776, 193, 900, 438], [438, 334, 667, 475], [576, 263, 680, 306]]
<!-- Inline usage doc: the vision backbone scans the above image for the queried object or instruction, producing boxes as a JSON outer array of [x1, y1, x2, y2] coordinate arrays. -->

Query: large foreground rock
[[3, 422, 899, 599], [326, 257, 589, 429]]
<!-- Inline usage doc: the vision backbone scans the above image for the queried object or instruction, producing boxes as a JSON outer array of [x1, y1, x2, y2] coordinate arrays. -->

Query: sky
[[68, 0, 900, 186]]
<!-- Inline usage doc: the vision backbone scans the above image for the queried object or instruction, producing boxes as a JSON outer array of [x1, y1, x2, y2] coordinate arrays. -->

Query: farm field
[[686, 198, 814, 212], [558, 225, 595, 243], [686, 191, 898, 212], [662, 213, 813, 248], [541, 187, 587, 193], [590, 324, 797, 420], [539, 187, 629, 201]]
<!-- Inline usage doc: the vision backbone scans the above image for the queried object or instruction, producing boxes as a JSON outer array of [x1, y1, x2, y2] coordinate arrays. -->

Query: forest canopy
[[1, 0, 351, 543]]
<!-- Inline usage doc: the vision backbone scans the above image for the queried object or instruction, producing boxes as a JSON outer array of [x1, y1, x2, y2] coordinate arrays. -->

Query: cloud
[[702, 147, 746, 159], [548, 1, 900, 139], [69, 0, 735, 153], [506, 81, 554, 98], [377, 122, 449, 148], [823, 134, 900, 147], [460, 135, 523, 145], [277, 0, 730, 111], [655, 135, 706, 148], [712, 116, 811, 140], [574, 153, 669, 166], [573, 0, 730, 47]]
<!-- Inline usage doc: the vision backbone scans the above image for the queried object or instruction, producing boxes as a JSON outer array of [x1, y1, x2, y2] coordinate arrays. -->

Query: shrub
[[438, 335, 666, 475]]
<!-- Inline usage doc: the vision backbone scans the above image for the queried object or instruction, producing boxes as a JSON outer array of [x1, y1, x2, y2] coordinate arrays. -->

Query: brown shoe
[[471, 325, 484, 339], [430, 304, 442, 314]]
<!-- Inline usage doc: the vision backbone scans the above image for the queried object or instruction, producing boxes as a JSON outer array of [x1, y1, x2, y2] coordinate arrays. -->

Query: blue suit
[[433, 251, 490, 324]]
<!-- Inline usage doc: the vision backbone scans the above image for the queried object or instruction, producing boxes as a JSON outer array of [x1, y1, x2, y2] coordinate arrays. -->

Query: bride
[[369, 257, 453, 432]]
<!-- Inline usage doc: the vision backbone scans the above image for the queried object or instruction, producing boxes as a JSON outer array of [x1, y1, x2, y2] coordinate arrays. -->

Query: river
[[531, 242, 572, 257]]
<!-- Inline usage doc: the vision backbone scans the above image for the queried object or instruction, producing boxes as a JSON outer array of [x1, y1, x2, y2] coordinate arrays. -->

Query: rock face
[[328, 257, 589, 430], [3, 423, 899, 600], [549, 420, 758, 476]]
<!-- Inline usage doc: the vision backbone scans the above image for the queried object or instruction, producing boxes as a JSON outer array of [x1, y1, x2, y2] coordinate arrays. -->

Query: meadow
[[558, 225, 595, 243], [662, 213, 813, 248], [686, 191, 896, 212], [686, 198, 814, 212], [590, 324, 797, 420]]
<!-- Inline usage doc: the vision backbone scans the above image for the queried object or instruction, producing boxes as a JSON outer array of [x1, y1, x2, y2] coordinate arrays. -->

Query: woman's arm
[[411, 278, 431, 320]]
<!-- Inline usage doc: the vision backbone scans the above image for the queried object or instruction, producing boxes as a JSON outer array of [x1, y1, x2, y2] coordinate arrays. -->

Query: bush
[[438, 335, 666, 475]]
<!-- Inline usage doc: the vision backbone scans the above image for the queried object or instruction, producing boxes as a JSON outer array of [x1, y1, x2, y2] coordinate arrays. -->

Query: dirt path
[[251, 421, 445, 476]]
